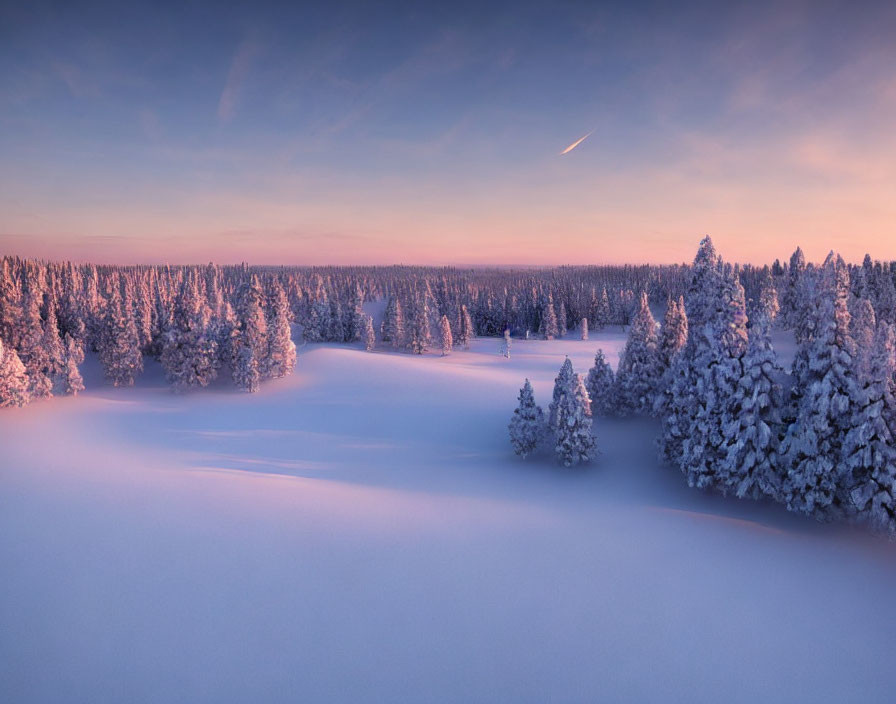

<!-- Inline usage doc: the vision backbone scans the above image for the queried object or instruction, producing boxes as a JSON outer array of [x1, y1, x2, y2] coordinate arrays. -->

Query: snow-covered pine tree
[[592, 287, 610, 331], [0, 338, 31, 408], [850, 297, 876, 379], [716, 314, 784, 500], [303, 290, 329, 343], [407, 290, 431, 354], [439, 315, 453, 355], [508, 378, 544, 459], [781, 246, 807, 331], [0, 259, 23, 349], [265, 280, 296, 379], [363, 315, 376, 352], [780, 253, 862, 518], [756, 269, 780, 324], [580, 317, 588, 340], [679, 267, 750, 491], [558, 300, 568, 338], [548, 357, 575, 433], [656, 295, 688, 382], [553, 365, 595, 467], [684, 236, 723, 333], [502, 328, 511, 358], [539, 293, 559, 340], [17, 282, 53, 399], [61, 333, 85, 396], [843, 321, 896, 533], [380, 296, 398, 345], [345, 283, 366, 342], [160, 276, 219, 392], [232, 277, 267, 393], [614, 291, 660, 415], [457, 304, 474, 349], [99, 277, 144, 387], [328, 298, 345, 342], [585, 349, 615, 417], [40, 295, 66, 392]]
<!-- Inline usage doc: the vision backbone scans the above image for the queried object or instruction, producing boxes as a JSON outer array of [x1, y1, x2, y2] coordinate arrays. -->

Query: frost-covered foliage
[[548, 357, 575, 434], [232, 278, 268, 393], [99, 277, 143, 387], [780, 253, 861, 518], [614, 292, 659, 416], [781, 246, 807, 332], [457, 304, 474, 349], [755, 269, 780, 324], [161, 276, 219, 392], [846, 323, 896, 533], [585, 349, 615, 417], [553, 364, 595, 467], [363, 315, 376, 352], [580, 317, 588, 341], [679, 266, 750, 491], [850, 298, 876, 379], [62, 334, 85, 396], [381, 296, 405, 349], [439, 315, 453, 355], [0, 338, 30, 408], [508, 379, 544, 459], [654, 296, 688, 416], [539, 293, 559, 340], [716, 316, 784, 500], [265, 280, 296, 379], [502, 329, 511, 358]]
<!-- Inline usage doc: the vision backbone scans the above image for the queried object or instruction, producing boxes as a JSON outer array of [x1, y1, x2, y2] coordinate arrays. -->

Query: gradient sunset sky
[[2, 0, 895, 265]]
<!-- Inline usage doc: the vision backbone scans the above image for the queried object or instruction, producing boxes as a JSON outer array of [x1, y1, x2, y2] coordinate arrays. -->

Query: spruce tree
[[99, 279, 143, 387], [439, 315, 453, 355], [233, 278, 267, 393], [553, 364, 595, 467], [160, 276, 219, 392], [265, 280, 296, 379], [457, 304, 474, 349], [502, 328, 511, 358], [614, 292, 659, 415], [61, 333, 85, 396], [539, 294, 559, 340], [580, 317, 588, 340], [0, 338, 31, 408], [585, 349, 615, 417], [548, 357, 575, 433], [363, 315, 376, 352], [780, 253, 862, 518], [850, 297, 876, 379], [716, 315, 784, 499], [509, 379, 544, 459]]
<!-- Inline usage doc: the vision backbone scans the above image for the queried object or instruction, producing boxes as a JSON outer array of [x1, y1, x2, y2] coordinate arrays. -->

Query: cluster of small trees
[[0, 258, 297, 407], [509, 358, 595, 467], [508, 237, 896, 536]]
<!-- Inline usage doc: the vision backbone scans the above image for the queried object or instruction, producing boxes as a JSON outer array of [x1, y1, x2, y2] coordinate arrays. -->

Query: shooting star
[[560, 130, 594, 155]]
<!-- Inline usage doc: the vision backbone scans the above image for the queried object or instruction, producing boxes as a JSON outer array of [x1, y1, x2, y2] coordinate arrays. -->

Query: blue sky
[[2, 0, 895, 264]]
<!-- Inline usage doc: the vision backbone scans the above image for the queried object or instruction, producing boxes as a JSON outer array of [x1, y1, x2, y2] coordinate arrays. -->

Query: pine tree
[[502, 328, 511, 358], [781, 247, 807, 331], [580, 317, 588, 340], [17, 283, 53, 398], [457, 304, 474, 349], [679, 269, 750, 491], [61, 333, 85, 396], [40, 295, 66, 392], [553, 364, 595, 467], [363, 315, 376, 352], [345, 283, 366, 342], [654, 296, 688, 415], [232, 278, 267, 393], [539, 294, 559, 340], [591, 287, 610, 331], [99, 279, 144, 387], [585, 349, 615, 417], [439, 315, 453, 355], [161, 276, 219, 392], [558, 300, 568, 338], [756, 269, 780, 323], [0, 338, 31, 408], [265, 280, 296, 379], [850, 297, 876, 379], [846, 322, 896, 533], [780, 253, 861, 518], [716, 315, 784, 499], [548, 357, 575, 433], [407, 290, 431, 354], [685, 236, 723, 333], [509, 379, 544, 459], [614, 292, 659, 415]]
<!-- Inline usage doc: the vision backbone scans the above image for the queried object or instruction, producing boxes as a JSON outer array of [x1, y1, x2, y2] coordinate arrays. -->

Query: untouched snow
[[1, 330, 894, 703]]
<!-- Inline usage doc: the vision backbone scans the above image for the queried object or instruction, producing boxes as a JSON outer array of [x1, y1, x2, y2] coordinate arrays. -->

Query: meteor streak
[[560, 130, 593, 155]]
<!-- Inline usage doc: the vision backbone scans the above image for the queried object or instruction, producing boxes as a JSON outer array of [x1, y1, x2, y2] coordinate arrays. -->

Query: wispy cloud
[[218, 37, 260, 122], [560, 131, 593, 155]]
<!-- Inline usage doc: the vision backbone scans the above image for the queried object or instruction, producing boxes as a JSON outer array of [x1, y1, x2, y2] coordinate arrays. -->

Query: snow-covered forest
[[3, 240, 896, 538]]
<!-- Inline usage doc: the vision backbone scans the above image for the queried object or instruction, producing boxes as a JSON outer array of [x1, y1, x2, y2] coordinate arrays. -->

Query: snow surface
[[2, 329, 895, 703]]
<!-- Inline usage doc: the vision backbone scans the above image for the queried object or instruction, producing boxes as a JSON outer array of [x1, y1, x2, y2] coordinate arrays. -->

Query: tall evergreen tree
[[509, 379, 544, 459], [457, 304, 474, 348], [232, 277, 267, 393], [614, 292, 660, 416], [61, 333, 85, 396], [99, 278, 143, 387], [265, 280, 296, 379], [439, 315, 453, 355], [0, 338, 31, 408], [363, 315, 376, 352], [161, 276, 219, 392], [553, 364, 595, 467], [585, 349, 615, 417]]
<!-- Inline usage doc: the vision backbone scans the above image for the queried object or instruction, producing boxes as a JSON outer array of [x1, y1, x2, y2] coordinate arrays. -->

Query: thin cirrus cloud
[[217, 38, 260, 122]]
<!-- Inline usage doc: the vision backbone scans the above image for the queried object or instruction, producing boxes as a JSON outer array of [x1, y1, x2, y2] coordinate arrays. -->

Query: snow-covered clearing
[[1, 330, 894, 703]]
